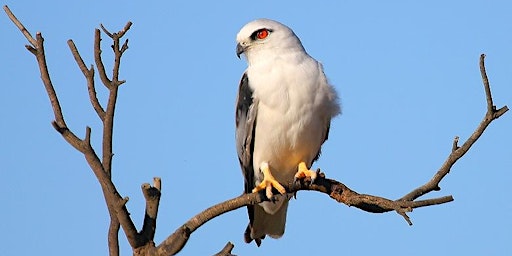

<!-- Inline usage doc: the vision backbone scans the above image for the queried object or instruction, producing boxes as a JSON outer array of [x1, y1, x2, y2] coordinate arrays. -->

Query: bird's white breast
[[248, 51, 338, 184]]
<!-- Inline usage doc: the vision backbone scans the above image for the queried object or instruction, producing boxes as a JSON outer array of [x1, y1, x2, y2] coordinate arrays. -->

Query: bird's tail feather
[[245, 199, 289, 246]]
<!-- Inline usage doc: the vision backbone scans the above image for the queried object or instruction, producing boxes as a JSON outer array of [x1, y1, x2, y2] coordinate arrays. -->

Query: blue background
[[1, 1, 510, 255]]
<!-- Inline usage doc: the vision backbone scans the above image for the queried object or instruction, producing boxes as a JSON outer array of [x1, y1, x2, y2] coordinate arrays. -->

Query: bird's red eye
[[256, 29, 269, 40]]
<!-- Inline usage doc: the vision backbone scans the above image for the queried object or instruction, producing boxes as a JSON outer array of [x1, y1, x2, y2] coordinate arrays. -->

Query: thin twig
[[94, 29, 112, 88], [4, 6, 86, 154], [67, 39, 106, 120], [480, 54, 494, 112], [100, 23, 114, 38], [214, 242, 236, 256], [399, 54, 508, 202], [451, 136, 459, 152], [3, 5, 37, 47]]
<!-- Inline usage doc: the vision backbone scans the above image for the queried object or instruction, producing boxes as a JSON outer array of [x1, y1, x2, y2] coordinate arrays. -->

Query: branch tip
[[452, 136, 459, 152], [85, 126, 92, 142], [120, 39, 129, 53], [153, 177, 162, 191], [4, 5, 37, 47], [214, 242, 235, 256], [25, 45, 37, 55], [479, 53, 494, 112], [142, 183, 151, 190], [100, 23, 113, 38], [397, 211, 413, 226]]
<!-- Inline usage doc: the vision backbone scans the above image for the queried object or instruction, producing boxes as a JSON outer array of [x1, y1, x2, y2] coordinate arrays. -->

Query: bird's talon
[[252, 164, 287, 200], [295, 162, 318, 185]]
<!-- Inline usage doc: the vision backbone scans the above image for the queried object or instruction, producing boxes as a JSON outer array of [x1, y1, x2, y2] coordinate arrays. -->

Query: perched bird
[[235, 18, 340, 246]]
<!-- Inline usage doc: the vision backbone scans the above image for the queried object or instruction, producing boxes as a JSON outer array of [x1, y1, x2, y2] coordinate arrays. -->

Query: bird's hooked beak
[[236, 43, 245, 59]]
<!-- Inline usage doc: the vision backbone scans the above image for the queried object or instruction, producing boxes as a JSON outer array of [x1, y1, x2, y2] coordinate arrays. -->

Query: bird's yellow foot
[[294, 162, 318, 184], [252, 162, 286, 199]]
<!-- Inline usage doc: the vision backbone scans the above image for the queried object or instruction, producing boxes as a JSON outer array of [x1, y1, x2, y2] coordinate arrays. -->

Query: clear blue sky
[[1, 1, 511, 255]]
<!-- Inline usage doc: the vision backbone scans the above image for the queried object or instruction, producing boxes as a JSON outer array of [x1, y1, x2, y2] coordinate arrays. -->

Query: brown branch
[[100, 23, 114, 38], [94, 29, 112, 89], [4, 6, 140, 256], [214, 242, 235, 256], [156, 173, 452, 255], [139, 177, 162, 245], [92, 22, 139, 253], [98, 22, 131, 179], [157, 192, 265, 255], [480, 54, 495, 112], [4, 5, 84, 153], [3, 5, 36, 47], [108, 214, 121, 256], [399, 54, 508, 202], [81, 126, 139, 254], [67, 39, 106, 120]]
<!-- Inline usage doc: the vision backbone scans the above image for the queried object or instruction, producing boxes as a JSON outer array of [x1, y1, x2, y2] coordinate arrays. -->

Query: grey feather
[[235, 73, 264, 244]]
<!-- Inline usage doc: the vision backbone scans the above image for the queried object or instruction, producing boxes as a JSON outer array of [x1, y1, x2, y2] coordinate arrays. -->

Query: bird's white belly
[[252, 102, 325, 185]]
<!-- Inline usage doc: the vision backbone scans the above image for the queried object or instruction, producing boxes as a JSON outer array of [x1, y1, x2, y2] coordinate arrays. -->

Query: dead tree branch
[[4, 5, 139, 256], [399, 54, 508, 203], [214, 242, 236, 256]]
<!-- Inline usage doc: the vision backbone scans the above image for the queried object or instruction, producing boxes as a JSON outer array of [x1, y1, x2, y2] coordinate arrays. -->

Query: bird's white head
[[236, 19, 305, 65]]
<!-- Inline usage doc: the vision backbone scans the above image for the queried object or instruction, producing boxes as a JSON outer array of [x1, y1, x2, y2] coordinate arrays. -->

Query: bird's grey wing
[[235, 72, 258, 194], [235, 72, 262, 245]]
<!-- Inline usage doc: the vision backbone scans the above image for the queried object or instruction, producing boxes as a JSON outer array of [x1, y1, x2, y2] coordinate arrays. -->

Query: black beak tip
[[236, 43, 244, 59]]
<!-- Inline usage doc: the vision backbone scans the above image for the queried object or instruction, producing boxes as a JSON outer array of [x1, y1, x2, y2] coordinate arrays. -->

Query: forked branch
[[4, 5, 138, 256]]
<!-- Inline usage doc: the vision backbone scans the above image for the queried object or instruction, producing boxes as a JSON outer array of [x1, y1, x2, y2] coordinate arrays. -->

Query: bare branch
[[399, 54, 508, 202], [139, 177, 162, 244], [94, 29, 113, 88], [67, 40, 89, 76], [4, 6, 87, 155], [480, 54, 509, 117], [157, 192, 264, 255], [121, 39, 129, 54], [94, 23, 138, 253], [100, 23, 114, 38], [100, 21, 133, 39], [108, 215, 121, 256], [156, 173, 452, 255], [451, 136, 459, 152], [119, 22, 133, 38], [25, 45, 37, 55], [97, 22, 132, 179], [5, 8, 139, 256], [67, 39, 106, 120], [480, 54, 494, 112], [214, 242, 235, 256], [33, 32, 65, 126], [3, 5, 37, 47]]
